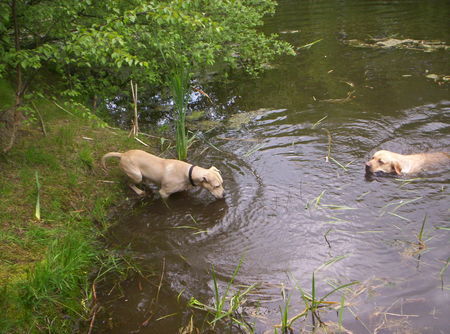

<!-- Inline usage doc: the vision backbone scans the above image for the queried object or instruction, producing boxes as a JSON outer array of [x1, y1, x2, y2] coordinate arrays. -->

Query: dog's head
[[365, 150, 402, 176], [199, 166, 225, 199]]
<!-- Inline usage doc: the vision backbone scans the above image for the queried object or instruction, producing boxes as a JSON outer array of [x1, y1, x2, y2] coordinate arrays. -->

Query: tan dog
[[365, 150, 450, 176], [102, 150, 224, 199]]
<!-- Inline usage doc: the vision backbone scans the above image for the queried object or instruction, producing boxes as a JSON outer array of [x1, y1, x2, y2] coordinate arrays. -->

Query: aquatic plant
[[296, 272, 358, 328], [169, 68, 190, 160], [282, 257, 359, 331], [439, 257, 450, 290], [187, 257, 256, 332], [276, 285, 302, 334], [417, 214, 427, 249]]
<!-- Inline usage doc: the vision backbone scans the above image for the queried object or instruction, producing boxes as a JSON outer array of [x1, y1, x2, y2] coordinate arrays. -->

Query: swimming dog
[[365, 150, 450, 176]]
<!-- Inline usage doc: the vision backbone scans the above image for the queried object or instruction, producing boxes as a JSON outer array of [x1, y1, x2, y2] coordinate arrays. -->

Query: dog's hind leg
[[129, 183, 145, 196], [121, 164, 146, 196]]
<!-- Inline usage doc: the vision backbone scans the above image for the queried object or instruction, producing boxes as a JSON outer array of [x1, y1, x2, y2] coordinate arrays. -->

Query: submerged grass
[[278, 287, 294, 334], [279, 256, 359, 332], [188, 257, 257, 332], [0, 89, 154, 333], [439, 257, 450, 290]]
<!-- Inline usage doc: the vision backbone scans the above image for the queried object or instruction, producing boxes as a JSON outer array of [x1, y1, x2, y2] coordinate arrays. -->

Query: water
[[95, 1, 450, 333]]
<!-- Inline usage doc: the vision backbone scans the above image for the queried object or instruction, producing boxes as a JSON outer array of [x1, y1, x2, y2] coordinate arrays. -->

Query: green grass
[[0, 91, 157, 333], [18, 232, 96, 324], [78, 144, 94, 169], [55, 125, 77, 148], [23, 145, 61, 169]]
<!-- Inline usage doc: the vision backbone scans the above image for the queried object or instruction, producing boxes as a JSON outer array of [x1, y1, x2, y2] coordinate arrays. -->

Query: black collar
[[188, 165, 196, 186]]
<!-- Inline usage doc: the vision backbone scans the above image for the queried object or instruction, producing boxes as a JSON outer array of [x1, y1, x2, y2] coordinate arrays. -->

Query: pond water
[[95, 1, 449, 333]]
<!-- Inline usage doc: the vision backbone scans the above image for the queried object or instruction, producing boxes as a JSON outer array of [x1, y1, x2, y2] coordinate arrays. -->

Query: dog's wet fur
[[365, 150, 450, 177]]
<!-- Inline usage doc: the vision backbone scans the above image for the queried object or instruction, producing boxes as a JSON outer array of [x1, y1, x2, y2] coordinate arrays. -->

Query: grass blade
[[316, 255, 349, 272], [298, 38, 323, 50], [35, 171, 41, 220], [338, 295, 345, 330], [319, 281, 359, 302], [312, 115, 327, 129], [418, 214, 427, 243]]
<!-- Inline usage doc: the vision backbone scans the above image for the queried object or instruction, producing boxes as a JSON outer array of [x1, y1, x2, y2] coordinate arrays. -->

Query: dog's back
[[415, 152, 450, 168]]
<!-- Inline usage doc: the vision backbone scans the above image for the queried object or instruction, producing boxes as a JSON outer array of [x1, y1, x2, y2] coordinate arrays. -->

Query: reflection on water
[[96, 0, 449, 333]]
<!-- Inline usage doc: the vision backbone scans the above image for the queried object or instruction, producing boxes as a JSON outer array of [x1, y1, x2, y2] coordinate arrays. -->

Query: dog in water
[[365, 150, 450, 176], [102, 150, 224, 199]]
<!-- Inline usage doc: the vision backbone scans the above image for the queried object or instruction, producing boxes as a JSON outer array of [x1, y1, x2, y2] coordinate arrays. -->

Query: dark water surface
[[96, 1, 449, 333]]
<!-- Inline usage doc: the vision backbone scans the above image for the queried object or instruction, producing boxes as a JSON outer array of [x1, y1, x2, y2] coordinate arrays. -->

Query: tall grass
[[170, 67, 190, 160], [18, 231, 97, 331]]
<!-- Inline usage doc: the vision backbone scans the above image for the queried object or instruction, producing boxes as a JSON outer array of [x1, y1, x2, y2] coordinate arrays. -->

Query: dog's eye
[[378, 159, 384, 164]]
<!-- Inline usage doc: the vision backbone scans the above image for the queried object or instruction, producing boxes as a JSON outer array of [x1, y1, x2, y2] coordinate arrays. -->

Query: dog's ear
[[210, 166, 221, 174], [392, 161, 402, 175], [209, 166, 223, 183]]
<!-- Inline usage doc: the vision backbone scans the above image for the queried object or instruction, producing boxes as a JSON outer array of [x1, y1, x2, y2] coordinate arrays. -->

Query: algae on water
[[344, 38, 449, 52]]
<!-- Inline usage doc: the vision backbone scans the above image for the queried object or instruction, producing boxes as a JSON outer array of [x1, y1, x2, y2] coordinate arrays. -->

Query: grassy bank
[[0, 80, 154, 332]]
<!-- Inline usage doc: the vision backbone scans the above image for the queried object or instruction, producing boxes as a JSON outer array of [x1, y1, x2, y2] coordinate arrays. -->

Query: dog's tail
[[101, 152, 122, 170]]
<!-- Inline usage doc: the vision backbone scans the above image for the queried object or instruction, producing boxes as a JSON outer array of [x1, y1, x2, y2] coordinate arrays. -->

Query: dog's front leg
[[158, 188, 170, 199], [158, 189, 172, 208]]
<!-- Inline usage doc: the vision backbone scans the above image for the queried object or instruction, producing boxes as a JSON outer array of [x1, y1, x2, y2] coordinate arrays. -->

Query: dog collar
[[188, 165, 196, 186]]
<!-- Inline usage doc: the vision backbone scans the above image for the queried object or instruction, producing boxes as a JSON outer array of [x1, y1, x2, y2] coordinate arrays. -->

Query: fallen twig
[[217, 136, 261, 142], [53, 100, 75, 116], [31, 101, 47, 137], [321, 90, 355, 103], [193, 87, 213, 104], [134, 136, 149, 147], [129, 80, 139, 137], [155, 258, 165, 304], [87, 304, 99, 334]]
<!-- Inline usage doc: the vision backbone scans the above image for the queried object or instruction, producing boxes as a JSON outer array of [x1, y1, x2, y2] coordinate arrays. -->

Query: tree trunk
[[3, 0, 25, 153]]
